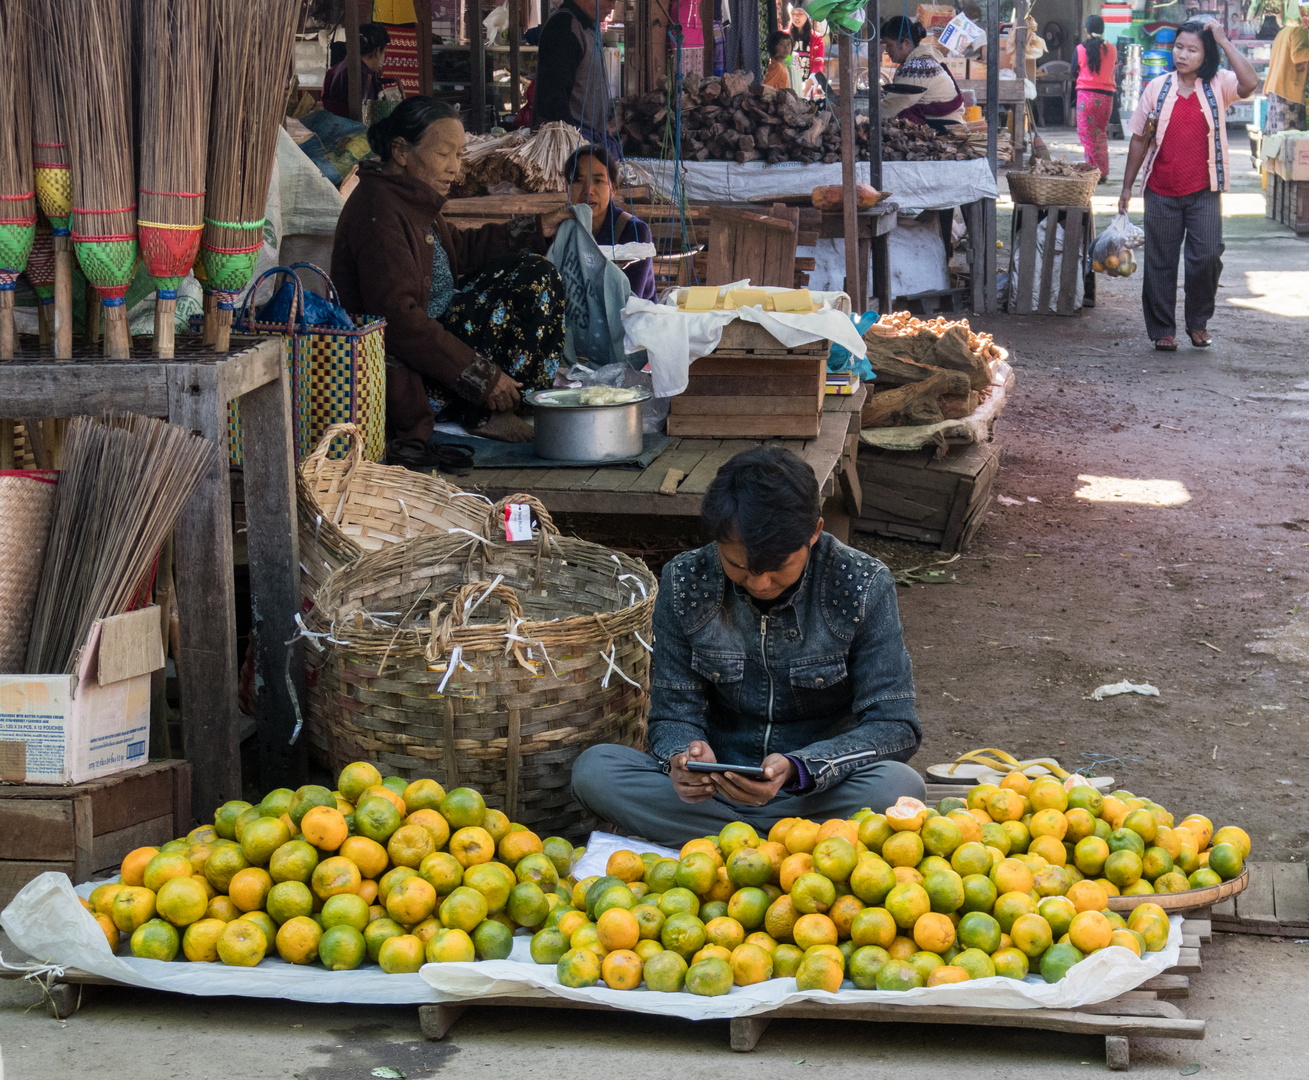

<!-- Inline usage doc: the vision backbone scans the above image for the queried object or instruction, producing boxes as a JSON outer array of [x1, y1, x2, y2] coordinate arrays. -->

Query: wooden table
[[452, 387, 867, 541], [0, 338, 302, 823], [816, 202, 898, 316]]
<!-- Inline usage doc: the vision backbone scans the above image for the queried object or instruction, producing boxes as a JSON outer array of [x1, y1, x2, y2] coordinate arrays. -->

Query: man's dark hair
[[701, 447, 820, 573], [1176, 21, 1222, 81], [360, 22, 392, 55], [565, 144, 619, 186], [768, 30, 792, 56]]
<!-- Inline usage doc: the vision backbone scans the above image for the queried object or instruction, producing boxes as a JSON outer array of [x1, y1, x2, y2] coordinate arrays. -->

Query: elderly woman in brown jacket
[[332, 98, 569, 452]]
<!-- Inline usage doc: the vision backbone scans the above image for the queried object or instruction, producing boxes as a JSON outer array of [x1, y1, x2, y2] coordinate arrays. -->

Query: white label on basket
[[504, 502, 532, 542]]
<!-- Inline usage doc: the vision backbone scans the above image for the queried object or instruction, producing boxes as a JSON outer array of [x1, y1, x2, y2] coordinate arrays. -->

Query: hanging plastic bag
[[1090, 213, 1144, 277], [827, 311, 878, 380]]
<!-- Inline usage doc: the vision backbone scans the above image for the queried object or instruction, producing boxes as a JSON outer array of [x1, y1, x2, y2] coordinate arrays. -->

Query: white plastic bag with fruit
[[1091, 212, 1144, 277]]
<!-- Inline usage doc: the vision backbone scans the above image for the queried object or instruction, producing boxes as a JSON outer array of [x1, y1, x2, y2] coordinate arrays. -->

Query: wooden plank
[[86, 760, 180, 835], [1167, 948, 1201, 974], [628, 442, 715, 494], [1180, 918, 1211, 943], [90, 814, 177, 875], [1036, 209, 1058, 315], [1273, 862, 1309, 924], [167, 363, 241, 822], [1015, 207, 1038, 316], [682, 375, 822, 397], [691, 355, 824, 377], [706, 216, 734, 286], [0, 364, 169, 418], [72, 795, 93, 883], [670, 396, 820, 416], [0, 860, 76, 910], [1058, 206, 1084, 316], [860, 483, 946, 524], [669, 415, 821, 439], [1235, 861, 1277, 925], [1138, 974, 1190, 999], [679, 439, 756, 494], [0, 801, 75, 861]]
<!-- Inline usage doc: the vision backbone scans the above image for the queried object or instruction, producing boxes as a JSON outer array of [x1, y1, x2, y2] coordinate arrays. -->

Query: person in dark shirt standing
[[322, 22, 390, 118], [532, 0, 619, 154]]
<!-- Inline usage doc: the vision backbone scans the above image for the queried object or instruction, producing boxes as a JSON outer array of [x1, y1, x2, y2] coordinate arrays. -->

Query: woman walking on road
[[1072, 16, 1117, 180], [1118, 20, 1258, 351]]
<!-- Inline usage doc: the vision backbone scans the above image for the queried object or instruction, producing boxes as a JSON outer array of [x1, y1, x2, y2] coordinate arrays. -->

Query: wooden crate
[[1006, 204, 1095, 316], [667, 353, 827, 438], [0, 759, 192, 908], [1211, 861, 1309, 936], [854, 440, 1002, 553], [1265, 168, 1309, 235]]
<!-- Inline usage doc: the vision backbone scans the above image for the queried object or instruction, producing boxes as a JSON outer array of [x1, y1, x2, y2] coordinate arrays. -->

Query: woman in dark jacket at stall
[[566, 144, 657, 301], [332, 97, 570, 451]]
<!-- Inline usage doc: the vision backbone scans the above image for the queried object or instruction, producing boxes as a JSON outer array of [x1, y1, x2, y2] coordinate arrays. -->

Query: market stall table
[[451, 388, 866, 540], [0, 337, 302, 822]]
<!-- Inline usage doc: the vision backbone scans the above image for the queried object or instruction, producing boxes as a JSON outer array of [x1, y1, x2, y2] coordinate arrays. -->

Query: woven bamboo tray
[[308, 495, 657, 837], [1106, 867, 1249, 914], [1008, 165, 1100, 208]]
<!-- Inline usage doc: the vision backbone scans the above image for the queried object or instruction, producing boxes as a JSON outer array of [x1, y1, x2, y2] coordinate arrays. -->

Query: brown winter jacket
[[331, 165, 546, 447]]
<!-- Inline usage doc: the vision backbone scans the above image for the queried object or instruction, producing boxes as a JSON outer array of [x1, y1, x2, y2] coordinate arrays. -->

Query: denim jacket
[[647, 532, 921, 793]]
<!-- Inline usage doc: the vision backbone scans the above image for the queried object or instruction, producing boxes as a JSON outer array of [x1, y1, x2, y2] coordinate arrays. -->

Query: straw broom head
[[0, 2, 36, 287], [200, 0, 299, 302], [138, 0, 212, 288], [28, 0, 71, 237]]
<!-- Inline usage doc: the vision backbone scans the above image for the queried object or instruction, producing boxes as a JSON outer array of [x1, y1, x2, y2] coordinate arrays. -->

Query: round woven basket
[[0, 471, 58, 672], [308, 495, 658, 838], [1007, 165, 1101, 208]]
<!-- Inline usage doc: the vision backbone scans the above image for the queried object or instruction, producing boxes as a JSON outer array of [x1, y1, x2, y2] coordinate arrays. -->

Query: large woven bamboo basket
[[0, 470, 58, 672], [308, 495, 658, 837], [297, 424, 495, 764], [1007, 164, 1100, 208]]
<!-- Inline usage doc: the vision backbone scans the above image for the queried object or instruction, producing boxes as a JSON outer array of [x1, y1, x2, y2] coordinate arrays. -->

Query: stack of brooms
[[0, 2, 36, 360]]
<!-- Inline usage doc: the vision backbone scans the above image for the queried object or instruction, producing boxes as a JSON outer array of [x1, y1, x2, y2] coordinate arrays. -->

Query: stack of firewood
[[860, 314, 1004, 429], [619, 72, 841, 165]]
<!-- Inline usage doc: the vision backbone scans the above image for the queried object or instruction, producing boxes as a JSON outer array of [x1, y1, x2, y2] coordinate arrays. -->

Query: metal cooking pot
[[525, 387, 651, 462]]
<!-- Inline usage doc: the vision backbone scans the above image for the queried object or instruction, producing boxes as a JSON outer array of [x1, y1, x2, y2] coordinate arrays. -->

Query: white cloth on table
[[627, 158, 998, 213], [621, 284, 868, 398]]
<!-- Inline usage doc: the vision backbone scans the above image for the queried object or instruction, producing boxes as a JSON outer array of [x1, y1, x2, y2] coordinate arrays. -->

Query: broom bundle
[[28, 0, 72, 358], [26, 223, 56, 346], [53, 0, 139, 360], [0, 2, 36, 360], [24, 413, 217, 676], [138, 0, 212, 358], [201, 0, 299, 352]]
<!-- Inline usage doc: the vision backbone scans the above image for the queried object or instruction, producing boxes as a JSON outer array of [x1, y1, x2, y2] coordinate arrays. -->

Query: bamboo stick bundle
[[24, 414, 217, 676], [52, 1, 139, 360], [28, 0, 73, 358], [201, 0, 299, 352], [0, 3, 36, 360], [137, 0, 212, 358], [26, 223, 56, 346]]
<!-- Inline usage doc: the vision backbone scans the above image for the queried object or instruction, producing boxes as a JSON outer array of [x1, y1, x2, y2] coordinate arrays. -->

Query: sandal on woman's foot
[[1188, 330, 1213, 348], [1154, 336, 1178, 351]]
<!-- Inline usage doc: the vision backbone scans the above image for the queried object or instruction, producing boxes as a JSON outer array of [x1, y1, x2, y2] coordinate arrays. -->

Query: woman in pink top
[[1119, 20, 1258, 351], [1072, 16, 1118, 179]]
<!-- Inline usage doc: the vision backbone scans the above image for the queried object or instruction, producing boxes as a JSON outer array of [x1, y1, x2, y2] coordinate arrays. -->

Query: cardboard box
[[0, 606, 164, 785], [1282, 136, 1309, 181]]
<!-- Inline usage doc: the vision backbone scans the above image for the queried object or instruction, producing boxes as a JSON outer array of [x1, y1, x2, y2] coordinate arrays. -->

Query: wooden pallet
[[1006, 204, 1095, 317], [854, 440, 1002, 553], [1265, 169, 1309, 235], [1211, 861, 1309, 936], [0, 759, 191, 910], [415, 919, 1209, 1071]]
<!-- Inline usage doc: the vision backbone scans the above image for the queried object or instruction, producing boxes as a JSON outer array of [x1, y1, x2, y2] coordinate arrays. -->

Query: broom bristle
[[53, 1, 136, 267], [139, 0, 211, 236], [202, 1, 299, 261], [0, 5, 34, 211]]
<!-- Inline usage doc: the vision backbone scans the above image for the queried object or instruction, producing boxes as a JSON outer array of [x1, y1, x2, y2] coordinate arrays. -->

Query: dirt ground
[[854, 128, 1309, 863]]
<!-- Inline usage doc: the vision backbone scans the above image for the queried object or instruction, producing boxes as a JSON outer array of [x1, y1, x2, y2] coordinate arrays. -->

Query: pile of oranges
[[532, 776, 1250, 996], [82, 762, 577, 973]]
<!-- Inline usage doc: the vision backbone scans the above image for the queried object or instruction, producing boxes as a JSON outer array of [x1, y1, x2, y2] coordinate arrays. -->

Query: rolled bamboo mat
[[0, 470, 58, 673]]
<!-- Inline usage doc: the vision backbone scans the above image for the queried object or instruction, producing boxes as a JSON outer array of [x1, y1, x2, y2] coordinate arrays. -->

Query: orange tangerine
[[601, 948, 644, 989], [1029, 835, 1068, 867], [597, 907, 641, 951], [779, 852, 815, 893], [605, 849, 647, 883], [998, 772, 1031, 795], [768, 818, 800, 845], [111, 886, 157, 933], [985, 789, 1024, 823], [943, 810, 981, 846], [755, 841, 787, 883], [730, 942, 774, 985], [828, 893, 864, 939], [990, 858, 1035, 895], [181, 917, 225, 962], [92, 883, 126, 916], [927, 964, 970, 986], [892, 866, 924, 886], [387, 823, 437, 869], [300, 807, 348, 851], [679, 837, 724, 866], [1179, 815, 1214, 850], [334, 835, 385, 880], [311, 855, 362, 900], [885, 797, 929, 832], [120, 846, 159, 888], [374, 933, 423, 973], [1028, 778, 1069, 813], [1068, 910, 1113, 953], [480, 809, 512, 845], [426, 927, 476, 963], [411, 916, 442, 944], [217, 918, 266, 966], [439, 885, 490, 933], [783, 820, 821, 855], [449, 826, 496, 868], [1212, 826, 1251, 859], [1029, 809, 1068, 841], [142, 852, 193, 894], [850, 906, 897, 949], [360, 784, 406, 816], [274, 915, 322, 965], [155, 875, 209, 927], [816, 819, 859, 846], [402, 808, 450, 852], [795, 952, 844, 993], [792, 913, 838, 950], [1066, 879, 1109, 913], [912, 911, 955, 953], [704, 915, 746, 951], [226, 867, 271, 913], [498, 829, 543, 867], [401, 778, 446, 813], [692, 944, 734, 966], [764, 894, 799, 942], [386, 875, 437, 925], [94, 913, 120, 952], [1010, 912, 1053, 957], [968, 807, 993, 826], [240, 817, 292, 867]]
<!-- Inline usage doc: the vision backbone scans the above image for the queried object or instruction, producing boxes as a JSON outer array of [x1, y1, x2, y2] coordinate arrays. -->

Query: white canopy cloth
[[621, 284, 868, 398], [627, 158, 998, 213]]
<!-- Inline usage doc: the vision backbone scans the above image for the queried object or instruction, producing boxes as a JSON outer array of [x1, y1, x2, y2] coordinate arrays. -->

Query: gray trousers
[[1142, 187, 1223, 341], [571, 743, 927, 848]]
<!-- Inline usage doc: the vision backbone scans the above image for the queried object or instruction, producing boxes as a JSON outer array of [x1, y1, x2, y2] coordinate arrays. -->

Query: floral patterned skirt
[[428, 254, 566, 429]]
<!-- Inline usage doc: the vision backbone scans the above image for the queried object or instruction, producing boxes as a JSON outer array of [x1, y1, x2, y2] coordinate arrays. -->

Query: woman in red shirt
[[1119, 21, 1258, 351], [783, 2, 825, 80], [1072, 16, 1117, 180]]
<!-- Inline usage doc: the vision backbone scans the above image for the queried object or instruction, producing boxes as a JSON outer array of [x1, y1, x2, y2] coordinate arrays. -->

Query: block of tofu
[[724, 288, 768, 310], [771, 288, 814, 313], [681, 286, 720, 312]]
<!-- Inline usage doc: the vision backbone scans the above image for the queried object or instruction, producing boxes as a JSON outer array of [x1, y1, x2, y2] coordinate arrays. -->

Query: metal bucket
[[525, 388, 651, 462]]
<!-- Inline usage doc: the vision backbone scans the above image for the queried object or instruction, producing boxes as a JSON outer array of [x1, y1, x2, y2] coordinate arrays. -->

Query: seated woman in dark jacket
[[565, 145, 657, 302], [331, 97, 569, 449]]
